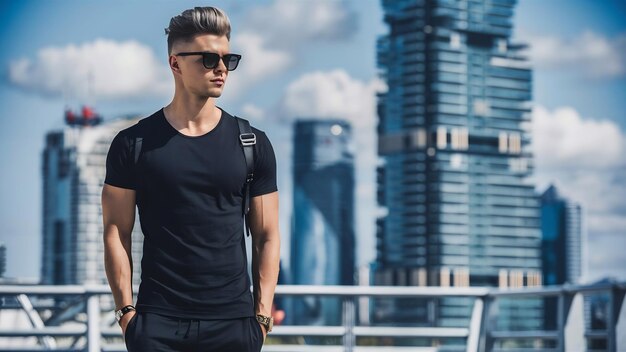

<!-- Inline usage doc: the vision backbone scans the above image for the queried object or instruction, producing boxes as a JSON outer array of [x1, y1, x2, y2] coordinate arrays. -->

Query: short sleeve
[[104, 130, 136, 190], [249, 130, 278, 197]]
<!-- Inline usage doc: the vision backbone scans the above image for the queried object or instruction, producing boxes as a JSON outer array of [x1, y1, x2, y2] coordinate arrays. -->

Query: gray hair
[[165, 6, 231, 55]]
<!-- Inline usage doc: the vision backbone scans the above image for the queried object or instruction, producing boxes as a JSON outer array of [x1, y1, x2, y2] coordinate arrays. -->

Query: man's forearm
[[252, 232, 280, 316], [103, 228, 134, 311]]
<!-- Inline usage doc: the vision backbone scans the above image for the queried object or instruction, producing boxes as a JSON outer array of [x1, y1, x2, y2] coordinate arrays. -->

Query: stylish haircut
[[165, 6, 231, 55]]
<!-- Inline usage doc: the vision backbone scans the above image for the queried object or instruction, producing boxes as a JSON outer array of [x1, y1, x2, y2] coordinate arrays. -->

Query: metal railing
[[0, 282, 624, 351]]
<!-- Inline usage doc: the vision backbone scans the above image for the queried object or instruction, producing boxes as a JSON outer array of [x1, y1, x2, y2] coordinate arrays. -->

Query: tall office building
[[41, 107, 143, 287], [541, 184, 583, 286], [541, 184, 583, 329], [290, 119, 356, 326], [374, 0, 541, 329]]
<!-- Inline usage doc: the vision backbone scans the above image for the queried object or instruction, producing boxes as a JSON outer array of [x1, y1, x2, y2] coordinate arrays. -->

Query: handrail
[[0, 282, 623, 352]]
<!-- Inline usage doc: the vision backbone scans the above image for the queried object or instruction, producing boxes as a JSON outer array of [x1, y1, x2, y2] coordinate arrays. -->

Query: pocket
[[123, 313, 139, 344], [250, 316, 264, 349]]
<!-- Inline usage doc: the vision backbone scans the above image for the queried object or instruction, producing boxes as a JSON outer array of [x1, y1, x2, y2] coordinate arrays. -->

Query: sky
[[0, 0, 624, 284]]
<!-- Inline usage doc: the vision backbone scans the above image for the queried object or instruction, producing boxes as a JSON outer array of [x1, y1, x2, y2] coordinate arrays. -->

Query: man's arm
[[249, 190, 281, 337], [102, 183, 137, 332]]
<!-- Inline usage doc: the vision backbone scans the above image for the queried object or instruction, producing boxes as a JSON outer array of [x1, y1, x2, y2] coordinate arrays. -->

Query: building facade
[[290, 119, 356, 326], [541, 184, 583, 286], [374, 0, 542, 329], [41, 111, 143, 287], [541, 184, 584, 329]]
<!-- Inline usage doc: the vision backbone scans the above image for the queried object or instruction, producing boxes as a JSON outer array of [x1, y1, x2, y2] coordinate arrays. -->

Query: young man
[[102, 6, 280, 351]]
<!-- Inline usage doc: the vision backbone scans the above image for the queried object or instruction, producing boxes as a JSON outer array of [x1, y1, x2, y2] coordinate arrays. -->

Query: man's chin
[[197, 91, 222, 99], [207, 88, 224, 98]]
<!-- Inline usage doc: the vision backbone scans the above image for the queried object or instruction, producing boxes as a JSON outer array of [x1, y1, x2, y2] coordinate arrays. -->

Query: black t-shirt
[[104, 106, 277, 319]]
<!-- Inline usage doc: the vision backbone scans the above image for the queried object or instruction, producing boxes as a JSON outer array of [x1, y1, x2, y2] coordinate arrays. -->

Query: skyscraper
[[541, 184, 584, 329], [541, 184, 583, 286], [374, 0, 541, 328], [41, 109, 143, 286], [290, 119, 356, 326]]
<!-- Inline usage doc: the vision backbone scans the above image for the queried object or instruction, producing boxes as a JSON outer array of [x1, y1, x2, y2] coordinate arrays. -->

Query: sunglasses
[[174, 51, 242, 71]]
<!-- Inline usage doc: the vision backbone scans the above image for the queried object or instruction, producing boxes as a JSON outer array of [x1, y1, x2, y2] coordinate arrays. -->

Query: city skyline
[[0, 0, 625, 283]]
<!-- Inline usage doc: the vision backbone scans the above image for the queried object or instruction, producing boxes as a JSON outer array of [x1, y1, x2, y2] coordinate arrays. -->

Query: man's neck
[[164, 94, 221, 135]]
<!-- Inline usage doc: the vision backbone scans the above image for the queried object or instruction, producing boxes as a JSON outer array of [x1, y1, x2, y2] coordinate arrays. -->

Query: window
[[498, 132, 508, 153], [450, 128, 469, 150], [437, 126, 447, 149], [473, 99, 491, 116], [450, 153, 466, 170], [450, 32, 461, 49], [497, 38, 507, 53], [509, 132, 521, 153]]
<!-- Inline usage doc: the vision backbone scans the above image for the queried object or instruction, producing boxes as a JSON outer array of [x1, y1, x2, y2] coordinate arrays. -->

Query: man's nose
[[214, 58, 227, 73]]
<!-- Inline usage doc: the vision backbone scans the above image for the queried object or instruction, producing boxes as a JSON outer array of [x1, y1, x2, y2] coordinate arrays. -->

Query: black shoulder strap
[[132, 118, 146, 165], [133, 136, 143, 165], [235, 115, 256, 237]]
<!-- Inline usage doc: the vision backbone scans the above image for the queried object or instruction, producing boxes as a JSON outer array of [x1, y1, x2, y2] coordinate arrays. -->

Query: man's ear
[[169, 55, 180, 73]]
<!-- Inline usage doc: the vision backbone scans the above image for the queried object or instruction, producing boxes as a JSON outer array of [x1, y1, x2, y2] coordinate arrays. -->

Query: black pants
[[124, 311, 264, 352]]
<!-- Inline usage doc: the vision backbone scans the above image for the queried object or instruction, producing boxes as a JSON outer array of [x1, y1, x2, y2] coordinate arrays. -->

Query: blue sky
[[0, 0, 624, 283]]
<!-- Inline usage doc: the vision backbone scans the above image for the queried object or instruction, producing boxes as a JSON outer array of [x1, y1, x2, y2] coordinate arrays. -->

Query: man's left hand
[[258, 322, 267, 341]]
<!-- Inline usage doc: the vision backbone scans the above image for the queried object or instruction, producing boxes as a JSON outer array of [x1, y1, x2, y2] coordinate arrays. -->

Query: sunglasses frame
[[173, 51, 242, 71]]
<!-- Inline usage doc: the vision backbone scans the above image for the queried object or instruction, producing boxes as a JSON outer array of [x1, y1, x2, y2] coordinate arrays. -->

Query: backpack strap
[[131, 117, 150, 165], [133, 135, 143, 165], [235, 115, 256, 237]]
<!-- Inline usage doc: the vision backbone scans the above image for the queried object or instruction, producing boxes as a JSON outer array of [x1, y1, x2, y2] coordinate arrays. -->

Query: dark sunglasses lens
[[224, 55, 240, 71], [202, 53, 220, 69]]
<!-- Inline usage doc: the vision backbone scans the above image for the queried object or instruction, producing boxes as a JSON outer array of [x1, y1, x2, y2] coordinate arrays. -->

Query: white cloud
[[243, 0, 357, 46], [6, 0, 359, 102], [531, 105, 626, 281], [532, 105, 624, 170], [277, 69, 385, 128], [521, 30, 626, 78], [224, 32, 294, 100], [222, 0, 358, 99], [240, 103, 266, 121], [7, 38, 172, 100]]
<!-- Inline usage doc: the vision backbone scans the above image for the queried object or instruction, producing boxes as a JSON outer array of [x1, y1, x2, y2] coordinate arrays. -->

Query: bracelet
[[115, 304, 136, 323]]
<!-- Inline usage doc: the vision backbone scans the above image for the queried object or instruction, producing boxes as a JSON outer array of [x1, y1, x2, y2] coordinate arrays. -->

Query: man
[[102, 6, 280, 351]]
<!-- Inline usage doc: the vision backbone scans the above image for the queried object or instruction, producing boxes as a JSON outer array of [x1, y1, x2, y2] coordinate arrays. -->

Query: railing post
[[556, 289, 576, 352], [16, 293, 56, 349], [608, 285, 625, 352], [466, 297, 484, 352], [563, 292, 585, 351], [343, 296, 356, 352], [615, 285, 626, 352], [86, 292, 101, 352], [477, 295, 494, 352]]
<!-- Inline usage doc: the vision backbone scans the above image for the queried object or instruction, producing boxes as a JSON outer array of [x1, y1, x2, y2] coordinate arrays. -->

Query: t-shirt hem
[[104, 180, 135, 190], [249, 186, 278, 198], [136, 303, 255, 320]]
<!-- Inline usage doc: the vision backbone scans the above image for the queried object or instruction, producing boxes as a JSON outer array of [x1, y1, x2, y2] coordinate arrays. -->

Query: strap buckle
[[239, 132, 256, 146]]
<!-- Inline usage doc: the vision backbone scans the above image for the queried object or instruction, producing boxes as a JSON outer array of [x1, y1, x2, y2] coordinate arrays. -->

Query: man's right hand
[[120, 310, 137, 337]]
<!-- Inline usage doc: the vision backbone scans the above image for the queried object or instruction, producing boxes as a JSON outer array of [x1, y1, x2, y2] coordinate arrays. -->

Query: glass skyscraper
[[541, 184, 583, 329], [374, 0, 541, 329], [541, 184, 583, 287], [290, 119, 356, 326]]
